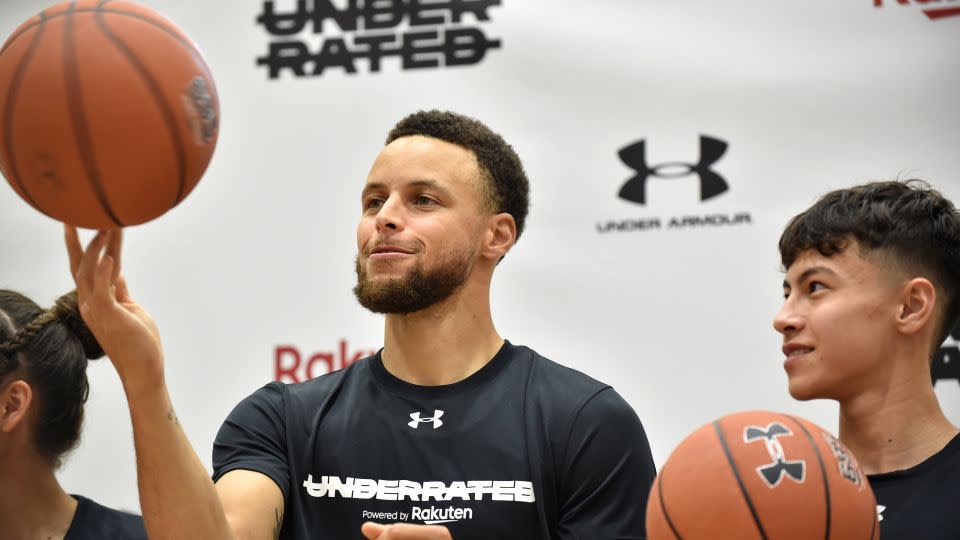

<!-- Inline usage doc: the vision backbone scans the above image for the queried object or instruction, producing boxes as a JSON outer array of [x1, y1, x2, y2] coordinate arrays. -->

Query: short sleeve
[[212, 382, 290, 501], [557, 387, 657, 540]]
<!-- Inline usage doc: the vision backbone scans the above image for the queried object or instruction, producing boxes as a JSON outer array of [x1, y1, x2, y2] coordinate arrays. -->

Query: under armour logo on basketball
[[618, 136, 729, 205], [744, 423, 806, 487], [408, 410, 444, 429]]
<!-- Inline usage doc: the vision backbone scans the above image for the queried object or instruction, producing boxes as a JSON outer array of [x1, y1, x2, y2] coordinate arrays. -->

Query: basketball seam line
[[2, 7, 203, 65], [657, 466, 684, 540], [2, 19, 48, 216], [94, 10, 188, 206], [64, 3, 124, 227], [0, 12, 44, 57], [788, 415, 832, 540], [712, 420, 769, 540]]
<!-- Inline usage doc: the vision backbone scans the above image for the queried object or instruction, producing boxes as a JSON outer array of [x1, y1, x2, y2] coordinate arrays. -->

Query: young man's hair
[[779, 179, 960, 350], [0, 290, 104, 467], [386, 110, 531, 243]]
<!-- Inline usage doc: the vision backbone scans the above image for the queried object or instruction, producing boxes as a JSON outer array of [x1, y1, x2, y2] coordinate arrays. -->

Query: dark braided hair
[[0, 290, 104, 467]]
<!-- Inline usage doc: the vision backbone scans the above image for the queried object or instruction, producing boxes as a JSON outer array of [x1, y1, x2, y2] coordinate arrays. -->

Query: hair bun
[[53, 291, 105, 360]]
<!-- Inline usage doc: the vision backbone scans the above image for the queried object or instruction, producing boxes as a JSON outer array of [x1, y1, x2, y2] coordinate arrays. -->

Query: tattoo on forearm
[[167, 408, 179, 426], [273, 507, 283, 539]]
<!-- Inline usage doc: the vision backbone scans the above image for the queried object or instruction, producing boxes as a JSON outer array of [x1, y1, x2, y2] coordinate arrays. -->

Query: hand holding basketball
[[647, 411, 879, 540]]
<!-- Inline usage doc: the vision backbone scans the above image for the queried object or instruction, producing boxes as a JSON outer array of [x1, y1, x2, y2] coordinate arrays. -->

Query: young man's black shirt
[[868, 433, 960, 540]]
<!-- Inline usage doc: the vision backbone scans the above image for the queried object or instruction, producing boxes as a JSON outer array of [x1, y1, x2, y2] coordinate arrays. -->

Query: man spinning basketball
[[67, 111, 656, 539]]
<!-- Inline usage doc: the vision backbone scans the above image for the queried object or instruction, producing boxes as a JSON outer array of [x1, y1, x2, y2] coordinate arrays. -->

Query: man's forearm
[[126, 383, 235, 540]]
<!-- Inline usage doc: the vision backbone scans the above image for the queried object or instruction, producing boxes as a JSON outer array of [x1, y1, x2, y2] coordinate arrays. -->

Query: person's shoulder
[[507, 342, 633, 427], [258, 353, 376, 401], [286, 353, 374, 393], [510, 342, 610, 397], [924, 431, 960, 475], [247, 353, 378, 421], [69, 496, 147, 540]]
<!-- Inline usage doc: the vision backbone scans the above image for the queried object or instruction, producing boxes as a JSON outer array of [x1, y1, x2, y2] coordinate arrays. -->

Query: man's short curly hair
[[386, 110, 531, 242], [779, 180, 960, 349]]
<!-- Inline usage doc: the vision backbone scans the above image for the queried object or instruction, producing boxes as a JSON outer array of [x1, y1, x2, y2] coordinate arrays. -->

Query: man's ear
[[0, 379, 32, 433], [482, 213, 517, 262], [896, 277, 937, 338]]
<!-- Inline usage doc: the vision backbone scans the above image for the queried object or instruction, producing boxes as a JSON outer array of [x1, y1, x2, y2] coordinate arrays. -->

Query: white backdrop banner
[[0, 0, 958, 514]]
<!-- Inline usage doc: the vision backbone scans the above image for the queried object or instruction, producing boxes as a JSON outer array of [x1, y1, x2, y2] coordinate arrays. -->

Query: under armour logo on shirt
[[877, 505, 886, 522], [409, 410, 444, 429], [744, 422, 806, 487]]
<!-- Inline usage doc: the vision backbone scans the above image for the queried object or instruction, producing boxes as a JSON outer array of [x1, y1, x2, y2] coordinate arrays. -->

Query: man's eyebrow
[[409, 179, 452, 195], [361, 179, 451, 195], [362, 182, 386, 193], [783, 266, 837, 289]]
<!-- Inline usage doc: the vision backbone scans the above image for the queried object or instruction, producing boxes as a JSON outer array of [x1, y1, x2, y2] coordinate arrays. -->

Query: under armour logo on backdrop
[[618, 136, 729, 205], [409, 410, 444, 429], [744, 423, 806, 487]]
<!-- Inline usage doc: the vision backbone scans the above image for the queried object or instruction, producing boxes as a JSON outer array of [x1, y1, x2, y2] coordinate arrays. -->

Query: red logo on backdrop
[[874, 0, 960, 20], [275, 340, 378, 383]]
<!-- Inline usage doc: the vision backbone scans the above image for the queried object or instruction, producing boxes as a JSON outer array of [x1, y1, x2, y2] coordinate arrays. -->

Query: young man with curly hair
[[774, 180, 960, 539]]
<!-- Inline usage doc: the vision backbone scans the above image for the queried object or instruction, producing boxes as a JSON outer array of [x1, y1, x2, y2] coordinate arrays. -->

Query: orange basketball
[[0, 0, 219, 229], [647, 411, 879, 540]]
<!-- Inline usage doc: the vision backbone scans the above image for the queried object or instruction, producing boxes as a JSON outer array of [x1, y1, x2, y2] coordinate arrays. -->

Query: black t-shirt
[[213, 341, 656, 539], [64, 495, 147, 540], [868, 433, 960, 540]]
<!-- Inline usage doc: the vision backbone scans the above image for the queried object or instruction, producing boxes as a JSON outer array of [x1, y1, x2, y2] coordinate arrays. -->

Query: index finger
[[75, 230, 108, 298], [105, 228, 123, 281], [64, 224, 83, 279]]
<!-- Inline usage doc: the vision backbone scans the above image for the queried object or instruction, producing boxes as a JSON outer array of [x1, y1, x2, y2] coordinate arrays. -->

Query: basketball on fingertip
[[646, 410, 879, 540], [0, 0, 219, 229]]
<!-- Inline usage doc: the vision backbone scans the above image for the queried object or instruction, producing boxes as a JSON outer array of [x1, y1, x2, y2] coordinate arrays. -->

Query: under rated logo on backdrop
[[618, 135, 729, 205], [256, 0, 502, 79], [932, 321, 960, 387], [874, 0, 960, 20]]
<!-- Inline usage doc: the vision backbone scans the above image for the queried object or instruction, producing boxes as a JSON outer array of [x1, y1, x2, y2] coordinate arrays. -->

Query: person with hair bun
[[0, 289, 147, 540]]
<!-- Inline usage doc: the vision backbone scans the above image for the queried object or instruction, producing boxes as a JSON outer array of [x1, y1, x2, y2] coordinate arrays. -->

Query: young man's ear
[[896, 277, 937, 337], [482, 213, 517, 262], [0, 379, 32, 433]]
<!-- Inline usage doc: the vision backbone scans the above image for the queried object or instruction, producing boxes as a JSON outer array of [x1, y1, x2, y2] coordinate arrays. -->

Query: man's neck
[[838, 356, 958, 475], [381, 284, 502, 386], [0, 451, 77, 540]]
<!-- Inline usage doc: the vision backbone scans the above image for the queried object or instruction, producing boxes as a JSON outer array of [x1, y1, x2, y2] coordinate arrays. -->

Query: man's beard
[[353, 248, 473, 314]]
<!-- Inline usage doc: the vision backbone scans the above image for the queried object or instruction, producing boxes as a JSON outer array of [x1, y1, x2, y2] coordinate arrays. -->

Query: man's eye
[[809, 282, 826, 293], [413, 196, 435, 205], [365, 198, 384, 210]]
